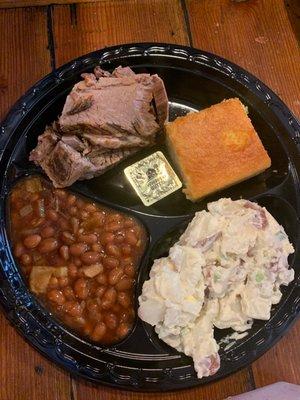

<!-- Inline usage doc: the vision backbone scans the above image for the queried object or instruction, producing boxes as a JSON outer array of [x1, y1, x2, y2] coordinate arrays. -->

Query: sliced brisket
[[30, 66, 169, 188]]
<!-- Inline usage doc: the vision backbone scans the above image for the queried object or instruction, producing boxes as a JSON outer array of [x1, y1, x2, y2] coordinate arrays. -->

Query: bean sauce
[[9, 176, 147, 345]]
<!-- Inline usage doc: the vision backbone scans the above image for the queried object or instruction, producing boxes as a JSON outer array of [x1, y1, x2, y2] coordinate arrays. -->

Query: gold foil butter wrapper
[[124, 151, 182, 206]]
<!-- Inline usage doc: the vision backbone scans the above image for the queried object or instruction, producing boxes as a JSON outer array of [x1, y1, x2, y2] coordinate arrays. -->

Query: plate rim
[[0, 42, 300, 391]]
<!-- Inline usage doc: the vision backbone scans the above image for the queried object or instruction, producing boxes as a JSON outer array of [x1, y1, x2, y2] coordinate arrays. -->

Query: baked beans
[[9, 176, 147, 345]]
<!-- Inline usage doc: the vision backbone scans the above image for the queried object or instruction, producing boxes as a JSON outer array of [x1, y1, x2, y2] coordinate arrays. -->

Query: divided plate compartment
[[0, 43, 300, 391]]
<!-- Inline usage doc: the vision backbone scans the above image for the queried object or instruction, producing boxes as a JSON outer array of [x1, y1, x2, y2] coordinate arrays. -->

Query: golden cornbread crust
[[165, 98, 271, 201]]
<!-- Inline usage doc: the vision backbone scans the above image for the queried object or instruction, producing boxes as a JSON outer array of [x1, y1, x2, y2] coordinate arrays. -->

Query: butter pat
[[124, 151, 182, 206]]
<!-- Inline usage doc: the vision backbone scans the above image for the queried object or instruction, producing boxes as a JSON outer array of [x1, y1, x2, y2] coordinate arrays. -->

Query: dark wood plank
[[285, 0, 300, 42], [252, 322, 300, 387], [0, 313, 71, 400], [52, 0, 189, 67], [186, 0, 300, 117], [0, 7, 71, 400], [0, 7, 51, 121], [72, 368, 252, 400], [0, 0, 107, 7]]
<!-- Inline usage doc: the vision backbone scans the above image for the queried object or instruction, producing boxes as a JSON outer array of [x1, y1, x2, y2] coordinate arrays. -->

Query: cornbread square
[[165, 98, 271, 201]]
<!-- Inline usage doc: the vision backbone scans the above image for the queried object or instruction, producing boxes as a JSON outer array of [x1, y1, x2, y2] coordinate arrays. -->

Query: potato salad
[[138, 198, 294, 378]]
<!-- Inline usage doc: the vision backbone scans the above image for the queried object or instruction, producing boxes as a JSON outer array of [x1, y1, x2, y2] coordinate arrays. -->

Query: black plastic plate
[[0, 43, 300, 391]]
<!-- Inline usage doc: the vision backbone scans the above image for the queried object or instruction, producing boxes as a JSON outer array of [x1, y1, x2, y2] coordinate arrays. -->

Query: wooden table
[[0, 1, 299, 399]]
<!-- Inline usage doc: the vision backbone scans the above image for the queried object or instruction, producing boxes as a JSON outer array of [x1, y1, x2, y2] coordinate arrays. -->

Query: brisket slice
[[30, 129, 138, 188], [30, 137, 94, 188], [59, 66, 168, 141], [29, 66, 169, 188], [29, 127, 59, 163]]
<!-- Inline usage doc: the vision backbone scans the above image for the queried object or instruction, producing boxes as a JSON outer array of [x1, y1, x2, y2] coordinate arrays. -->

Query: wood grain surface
[[186, 0, 300, 117], [70, 369, 252, 400], [0, 0, 299, 399], [52, 0, 189, 67], [0, 314, 71, 400], [0, 0, 108, 7], [252, 322, 300, 387], [0, 7, 51, 120]]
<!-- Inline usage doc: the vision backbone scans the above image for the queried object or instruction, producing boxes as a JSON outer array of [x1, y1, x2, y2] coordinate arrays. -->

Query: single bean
[[23, 234, 42, 249], [67, 194, 76, 206], [104, 312, 118, 330], [114, 233, 125, 244], [47, 289, 65, 305], [69, 206, 78, 216], [78, 233, 98, 245], [30, 217, 44, 228], [88, 309, 103, 323], [74, 278, 89, 300], [103, 287, 117, 306], [90, 322, 106, 341], [115, 277, 133, 291], [121, 244, 132, 256], [103, 256, 119, 269], [59, 218, 69, 230], [64, 300, 82, 317], [74, 258, 82, 267], [105, 221, 123, 232], [48, 276, 59, 288], [62, 286, 75, 300], [121, 257, 133, 266], [20, 253, 32, 265], [14, 242, 25, 257], [99, 232, 114, 245], [108, 268, 124, 286], [61, 231, 75, 245], [76, 198, 85, 209], [41, 226, 55, 238], [86, 299, 99, 312], [105, 244, 121, 258], [124, 218, 135, 228], [70, 217, 79, 234], [46, 210, 58, 221], [58, 276, 69, 288], [85, 204, 97, 213], [117, 323, 130, 339], [81, 210, 89, 220], [118, 292, 131, 308], [125, 231, 138, 246], [101, 288, 117, 310], [69, 243, 87, 257], [38, 238, 58, 253], [119, 311, 130, 322], [91, 243, 103, 252], [106, 213, 123, 223], [95, 286, 106, 298], [92, 211, 105, 224], [81, 251, 100, 265], [112, 303, 121, 313], [59, 245, 69, 261], [124, 264, 135, 278], [96, 274, 107, 285], [68, 263, 78, 278]]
